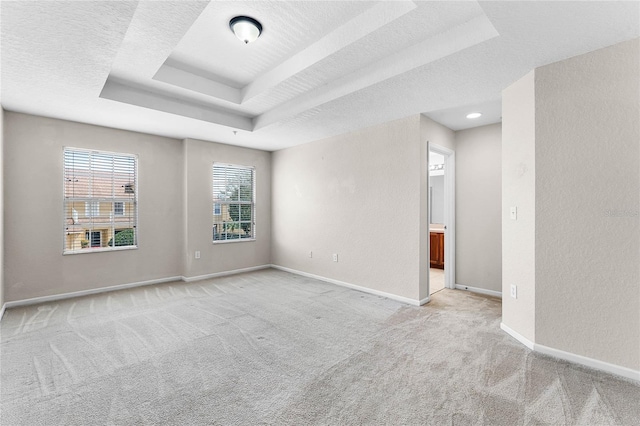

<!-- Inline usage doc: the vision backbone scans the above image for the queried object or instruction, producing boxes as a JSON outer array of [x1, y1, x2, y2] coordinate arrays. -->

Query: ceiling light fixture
[[466, 112, 482, 119], [230, 16, 262, 44]]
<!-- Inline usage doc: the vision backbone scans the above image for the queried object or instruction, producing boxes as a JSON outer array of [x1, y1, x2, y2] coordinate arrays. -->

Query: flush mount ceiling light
[[230, 16, 262, 44], [466, 112, 482, 119]]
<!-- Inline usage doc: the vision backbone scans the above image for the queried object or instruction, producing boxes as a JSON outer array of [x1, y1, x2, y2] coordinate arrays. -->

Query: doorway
[[428, 144, 455, 295]]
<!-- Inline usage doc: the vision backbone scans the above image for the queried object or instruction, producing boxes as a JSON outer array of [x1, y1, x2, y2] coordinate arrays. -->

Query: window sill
[[212, 238, 256, 245], [63, 246, 138, 255]]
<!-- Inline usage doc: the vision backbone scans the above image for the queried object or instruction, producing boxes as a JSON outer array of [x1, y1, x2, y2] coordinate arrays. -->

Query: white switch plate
[[309, 251, 313, 258], [510, 206, 518, 220], [332, 253, 338, 262], [510, 284, 517, 299], [195, 251, 200, 259]]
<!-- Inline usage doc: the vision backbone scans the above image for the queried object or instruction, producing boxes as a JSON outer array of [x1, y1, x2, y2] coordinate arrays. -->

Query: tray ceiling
[[1, 1, 639, 150]]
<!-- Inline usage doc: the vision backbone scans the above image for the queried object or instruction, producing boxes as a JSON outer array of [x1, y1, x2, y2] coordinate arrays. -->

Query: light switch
[[510, 206, 517, 220]]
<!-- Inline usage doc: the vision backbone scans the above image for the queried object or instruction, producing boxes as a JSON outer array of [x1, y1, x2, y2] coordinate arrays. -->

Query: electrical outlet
[[309, 251, 313, 258], [195, 251, 200, 259], [510, 284, 517, 299], [332, 253, 338, 262]]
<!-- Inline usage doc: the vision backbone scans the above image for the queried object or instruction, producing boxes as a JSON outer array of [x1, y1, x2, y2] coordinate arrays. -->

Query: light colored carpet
[[1, 269, 638, 425]]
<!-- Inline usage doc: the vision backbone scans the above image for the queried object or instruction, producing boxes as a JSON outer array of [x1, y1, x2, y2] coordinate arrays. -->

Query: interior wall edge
[[270, 264, 427, 306], [501, 322, 640, 384], [182, 264, 271, 282], [0, 275, 183, 317]]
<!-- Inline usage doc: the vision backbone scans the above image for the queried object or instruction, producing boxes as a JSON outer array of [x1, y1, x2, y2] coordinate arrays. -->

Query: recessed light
[[230, 16, 262, 44], [466, 112, 482, 119]]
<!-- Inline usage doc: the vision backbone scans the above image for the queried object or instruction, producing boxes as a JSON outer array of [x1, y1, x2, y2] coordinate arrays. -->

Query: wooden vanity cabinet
[[430, 232, 444, 269]]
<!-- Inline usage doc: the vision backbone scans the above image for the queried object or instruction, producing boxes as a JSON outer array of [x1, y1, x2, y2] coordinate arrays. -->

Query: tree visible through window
[[213, 163, 255, 242], [64, 148, 138, 253]]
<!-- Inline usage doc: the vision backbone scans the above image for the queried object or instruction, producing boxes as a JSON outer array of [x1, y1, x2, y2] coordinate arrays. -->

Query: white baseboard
[[501, 322, 639, 383], [534, 343, 640, 383], [270, 264, 423, 306], [181, 265, 271, 282], [1, 276, 183, 313], [456, 283, 502, 298], [0, 265, 272, 320], [500, 322, 535, 350]]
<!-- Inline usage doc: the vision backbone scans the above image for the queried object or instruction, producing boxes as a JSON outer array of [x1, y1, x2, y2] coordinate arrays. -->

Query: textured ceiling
[[1, 1, 639, 151]]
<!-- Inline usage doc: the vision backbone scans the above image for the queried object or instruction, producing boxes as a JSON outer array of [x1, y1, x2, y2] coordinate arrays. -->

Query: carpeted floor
[[1, 269, 638, 425]]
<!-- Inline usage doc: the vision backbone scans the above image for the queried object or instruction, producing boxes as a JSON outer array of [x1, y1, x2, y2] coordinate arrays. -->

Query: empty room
[[1, 1, 639, 424]]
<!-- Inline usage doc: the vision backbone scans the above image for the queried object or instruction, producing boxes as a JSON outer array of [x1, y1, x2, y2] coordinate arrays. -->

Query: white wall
[[502, 70, 537, 343], [534, 38, 639, 370], [182, 138, 271, 279], [272, 115, 425, 302], [455, 123, 502, 293]]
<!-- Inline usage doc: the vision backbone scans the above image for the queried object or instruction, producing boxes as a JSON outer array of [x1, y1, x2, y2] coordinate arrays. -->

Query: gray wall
[[534, 38, 639, 370], [455, 123, 502, 293], [502, 38, 639, 370], [272, 115, 425, 302], [429, 175, 444, 224], [502, 70, 537, 342], [4, 113, 183, 301], [2, 113, 271, 303], [0, 108, 4, 309], [183, 138, 271, 279]]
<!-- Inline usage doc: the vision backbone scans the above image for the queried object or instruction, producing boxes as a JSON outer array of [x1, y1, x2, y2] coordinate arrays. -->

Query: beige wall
[[272, 115, 424, 302], [502, 70, 537, 343], [455, 123, 502, 293], [3, 114, 273, 302], [3, 113, 183, 301], [421, 115, 455, 151], [0, 108, 4, 309], [534, 38, 639, 370], [420, 115, 455, 298], [182, 138, 271, 279]]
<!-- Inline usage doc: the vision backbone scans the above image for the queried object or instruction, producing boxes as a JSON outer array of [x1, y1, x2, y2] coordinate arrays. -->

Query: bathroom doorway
[[428, 144, 455, 295]]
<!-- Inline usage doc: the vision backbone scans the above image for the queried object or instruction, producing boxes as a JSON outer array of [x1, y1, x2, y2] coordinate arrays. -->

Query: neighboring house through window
[[85, 201, 100, 217], [114, 201, 125, 216], [64, 147, 138, 253], [212, 163, 255, 242]]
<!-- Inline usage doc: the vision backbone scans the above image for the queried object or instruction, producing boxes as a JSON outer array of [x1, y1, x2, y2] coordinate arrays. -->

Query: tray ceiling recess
[[99, 1, 499, 133], [3, 1, 638, 150]]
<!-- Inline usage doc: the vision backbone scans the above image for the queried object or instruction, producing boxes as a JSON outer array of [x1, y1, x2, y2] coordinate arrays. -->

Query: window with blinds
[[213, 163, 255, 242], [63, 148, 138, 253]]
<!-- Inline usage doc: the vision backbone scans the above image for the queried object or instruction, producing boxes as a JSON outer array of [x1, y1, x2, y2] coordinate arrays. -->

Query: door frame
[[428, 143, 456, 290]]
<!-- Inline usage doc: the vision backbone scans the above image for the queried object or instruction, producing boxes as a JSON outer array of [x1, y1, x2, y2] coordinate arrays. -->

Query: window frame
[[212, 163, 256, 244], [114, 201, 125, 216], [63, 147, 139, 254], [85, 201, 100, 217]]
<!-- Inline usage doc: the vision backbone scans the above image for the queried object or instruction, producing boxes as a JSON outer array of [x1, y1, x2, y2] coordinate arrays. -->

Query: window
[[86, 231, 101, 248], [213, 163, 255, 242], [85, 201, 100, 217], [114, 201, 125, 216], [64, 148, 138, 253]]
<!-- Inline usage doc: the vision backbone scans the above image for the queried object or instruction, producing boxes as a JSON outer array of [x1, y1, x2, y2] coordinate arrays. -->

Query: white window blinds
[[63, 148, 138, 253], [213, 163, 255, 242]]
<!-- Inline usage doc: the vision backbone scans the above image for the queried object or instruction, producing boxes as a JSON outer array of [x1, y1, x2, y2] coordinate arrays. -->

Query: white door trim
[[428, 143, 456, 290]]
